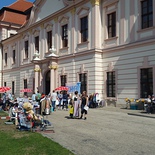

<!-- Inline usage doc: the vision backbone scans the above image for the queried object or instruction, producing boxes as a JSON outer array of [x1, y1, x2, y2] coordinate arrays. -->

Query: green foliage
[[0, 131, 74, 155]]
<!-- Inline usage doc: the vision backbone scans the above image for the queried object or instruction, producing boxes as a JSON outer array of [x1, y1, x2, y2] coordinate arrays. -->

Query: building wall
[[35, 0, 65, 22], [1, 0, 155, 104], [102, 41, 155, 104]]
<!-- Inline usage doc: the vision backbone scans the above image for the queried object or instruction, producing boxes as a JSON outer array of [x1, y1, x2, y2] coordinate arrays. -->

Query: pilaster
[[34, 64, 41, 93], [48, 64, 58, 94], [91, 0, 101, 49]]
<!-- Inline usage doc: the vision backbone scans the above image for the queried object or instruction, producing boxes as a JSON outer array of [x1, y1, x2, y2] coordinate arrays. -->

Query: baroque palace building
[[0, 0, 155, 105]]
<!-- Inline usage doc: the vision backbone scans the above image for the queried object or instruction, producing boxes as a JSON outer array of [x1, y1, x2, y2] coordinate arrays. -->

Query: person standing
[[88, 94, 93, 108], [79, 91, 88, 120], [36, 91, 41, 103], [35, 91, 41, 114], [58, 91, 63, 110], [22, 95, 29, 103], [32, 92, 36, 102], [151, 94, 155, 113], [145, 95, 151, 113], [62, 90, 68, 110], [8, 93, 13, 100], [2, 92, 7, 110], [68, 99, 74, 118], [73, 91, 80, 118], [51, 90, 57, 111]]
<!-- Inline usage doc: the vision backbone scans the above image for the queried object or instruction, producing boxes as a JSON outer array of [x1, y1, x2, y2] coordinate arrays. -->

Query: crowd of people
[[0, 90, 93, 120], [0, 92, 14, 111], [51, 90, 89, 120]]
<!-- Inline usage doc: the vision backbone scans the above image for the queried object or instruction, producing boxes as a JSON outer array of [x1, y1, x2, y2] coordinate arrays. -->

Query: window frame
[[12, 50, 16, 64], [24, 79, 28, 96], [106, 71, 116, 97], [4, 82, 6, 87], [79, 73, 87, 94], [141, 0, 153, 29], [80, 16, 88, 43], [12, 81, 15, 95], [140, 68, 153, 98], [47, 30, 52, 50], [35, 36, 39, 52], [60, 75, 67, 86], [62, 24, 68, 48], [24, 40, 29, 59], [107, 12, 116, 38], [4, 53, 7, 66]]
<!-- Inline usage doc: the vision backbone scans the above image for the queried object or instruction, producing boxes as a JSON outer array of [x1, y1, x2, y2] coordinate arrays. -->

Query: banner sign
[[66, 82, 81, 93]]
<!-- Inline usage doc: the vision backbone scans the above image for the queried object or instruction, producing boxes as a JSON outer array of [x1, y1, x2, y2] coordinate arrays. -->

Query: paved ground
[[42, 107, 155, 155]]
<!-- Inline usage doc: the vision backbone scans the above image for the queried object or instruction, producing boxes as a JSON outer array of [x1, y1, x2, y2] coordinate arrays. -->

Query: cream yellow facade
[[1, 0, 155, 105]]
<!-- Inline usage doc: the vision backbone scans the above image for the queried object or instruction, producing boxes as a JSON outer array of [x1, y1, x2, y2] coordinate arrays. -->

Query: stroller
[[11, 102, 53, 131], [18, 112, 52, 131]]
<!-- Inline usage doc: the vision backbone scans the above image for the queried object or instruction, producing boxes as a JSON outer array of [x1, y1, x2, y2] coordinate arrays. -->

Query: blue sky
[[0, 0, 35, 9]]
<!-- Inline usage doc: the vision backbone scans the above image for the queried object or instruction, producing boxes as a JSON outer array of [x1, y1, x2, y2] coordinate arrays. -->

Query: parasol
[[55, 86, 69, 91], [0, 87, 11, 93], [20, 88, 32, 93]]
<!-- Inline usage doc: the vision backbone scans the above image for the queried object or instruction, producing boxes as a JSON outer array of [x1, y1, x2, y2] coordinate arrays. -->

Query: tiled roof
[[0, 10, 27, 25], [0, 0, 33, 26], [7, 0, 33, 12]]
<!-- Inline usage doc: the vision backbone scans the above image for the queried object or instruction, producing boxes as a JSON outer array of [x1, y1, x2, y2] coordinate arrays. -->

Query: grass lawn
[[0, 111, 74, 155]]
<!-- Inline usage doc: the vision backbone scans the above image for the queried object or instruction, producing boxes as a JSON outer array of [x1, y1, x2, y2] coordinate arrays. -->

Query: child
[[68, 99, 74, 118]]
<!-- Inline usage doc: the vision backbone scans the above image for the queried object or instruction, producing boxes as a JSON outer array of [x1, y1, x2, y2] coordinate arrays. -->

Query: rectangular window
[[141, 0, 153, 29], [107, 71, 115, 97], [47, 31, 52, 50], [33, 78, 35, 93], [61, 75, 67, 86], [35, 36, 39, 52], [25, 40, 28, 59], [5, 53, 7, 65], [24, 79, 27, 96], [79, 73, 87, 94], [13, 50, 16, 64], [4, 82, 6, 87], [140, 68, 153, 98], [62, 24, 68, 47], [12, 81, 15, 95], [107, 12, 116, 38], [80, 16, 88, 42]]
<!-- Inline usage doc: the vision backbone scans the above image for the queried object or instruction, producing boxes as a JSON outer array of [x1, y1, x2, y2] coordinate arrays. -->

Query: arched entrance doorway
[[45, 71, 50, 95]]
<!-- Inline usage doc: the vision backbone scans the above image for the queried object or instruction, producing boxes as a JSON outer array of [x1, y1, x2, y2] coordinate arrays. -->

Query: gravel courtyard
[[43, 107, 155, 155]]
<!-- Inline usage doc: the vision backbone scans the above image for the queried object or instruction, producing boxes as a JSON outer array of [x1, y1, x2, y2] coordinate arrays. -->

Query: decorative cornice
[[63, 0, 75, 6], [54, 17, 58, 23], [34, 68, 41, 72], [70, 8, 76, 15], [48, 65, 58, 70], [103, 0, 119, 8], [40, 23, 44, 29], [91, 0, 100, 6]]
